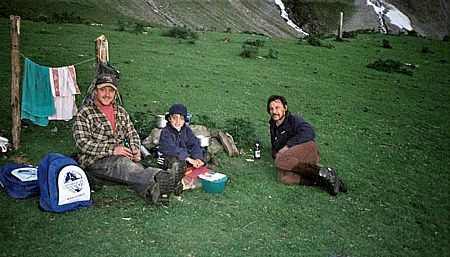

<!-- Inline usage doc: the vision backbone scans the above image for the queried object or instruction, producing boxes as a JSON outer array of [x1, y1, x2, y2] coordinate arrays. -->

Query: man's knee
[[278, 170, 301, 185], [275, 154, 299, 171]]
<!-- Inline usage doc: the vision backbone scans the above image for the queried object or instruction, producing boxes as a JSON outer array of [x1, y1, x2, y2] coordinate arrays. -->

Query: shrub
[[223, 117, 257, 150], [420, 47, 433, 53], [407, 30, 419, 37], [37, 12, 85, 24], [190, 114, 217, 129], [241, 30, 266, 37], [118, 19, 126, 31], [382, 39, 392, 49], [303, 36, 334, 48], [130, 111, 155, 139], [265, 48, 279, 59], [162, 26, 199, 41], [342, 31, 358, 39], [244, 39, 265, 47], [134, 22, 146, 34], [443, 35, 449, 42], [240, 45, 259, 59], [367, 59, 413, 76]]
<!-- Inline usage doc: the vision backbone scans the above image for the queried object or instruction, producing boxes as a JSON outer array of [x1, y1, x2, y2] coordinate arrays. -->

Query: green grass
[[1, 18, 449, 257]]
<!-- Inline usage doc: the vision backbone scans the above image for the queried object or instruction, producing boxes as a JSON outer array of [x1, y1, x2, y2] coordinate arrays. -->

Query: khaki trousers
[[275, 140, 321, 185]]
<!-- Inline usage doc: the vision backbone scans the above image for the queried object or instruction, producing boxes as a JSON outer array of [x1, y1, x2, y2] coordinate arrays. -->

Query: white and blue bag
[[38, 153, 92, 212], [0, 163, 40, 199]]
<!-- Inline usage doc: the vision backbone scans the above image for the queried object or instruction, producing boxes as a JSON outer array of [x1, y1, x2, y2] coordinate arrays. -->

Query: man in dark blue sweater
[[267, 95, 347, 196]]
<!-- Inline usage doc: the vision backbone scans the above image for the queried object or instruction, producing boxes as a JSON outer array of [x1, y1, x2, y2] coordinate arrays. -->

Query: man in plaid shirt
[[73, 74, 179, 206]]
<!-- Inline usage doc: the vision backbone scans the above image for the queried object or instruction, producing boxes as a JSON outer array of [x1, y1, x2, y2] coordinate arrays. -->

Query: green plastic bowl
[[200, 175, 228, 194]]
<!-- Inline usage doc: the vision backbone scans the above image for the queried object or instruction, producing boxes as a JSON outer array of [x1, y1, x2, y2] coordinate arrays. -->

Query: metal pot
[[196, 135, 211, 147], [155, 114, 167, 128]]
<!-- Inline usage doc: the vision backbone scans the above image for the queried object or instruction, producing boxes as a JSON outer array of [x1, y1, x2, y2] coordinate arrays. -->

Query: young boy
[[157, 104, 204, 197]]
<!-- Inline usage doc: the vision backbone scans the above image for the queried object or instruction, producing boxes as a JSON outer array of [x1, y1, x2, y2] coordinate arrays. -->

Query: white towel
[[48, 65, 80, 121]]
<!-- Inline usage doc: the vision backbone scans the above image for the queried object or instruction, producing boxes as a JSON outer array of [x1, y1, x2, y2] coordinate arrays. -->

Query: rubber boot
[[318, 167, 340, 196]]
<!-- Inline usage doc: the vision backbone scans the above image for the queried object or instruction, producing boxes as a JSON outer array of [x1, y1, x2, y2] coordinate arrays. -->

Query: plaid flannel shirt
[[73, 103, 140, 168]]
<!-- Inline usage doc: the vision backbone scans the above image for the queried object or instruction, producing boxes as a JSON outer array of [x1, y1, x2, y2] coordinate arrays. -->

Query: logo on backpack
[[57, 165, 90, 206]]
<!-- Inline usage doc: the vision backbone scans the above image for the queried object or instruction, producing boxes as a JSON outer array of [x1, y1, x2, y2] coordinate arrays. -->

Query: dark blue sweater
[[269, 112, 316, 158], [158, 124, 203, 161]]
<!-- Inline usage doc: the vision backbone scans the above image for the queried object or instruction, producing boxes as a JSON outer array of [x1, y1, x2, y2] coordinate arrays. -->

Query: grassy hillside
[[0, 0, 156, 26], [1, 17, 449, 257]]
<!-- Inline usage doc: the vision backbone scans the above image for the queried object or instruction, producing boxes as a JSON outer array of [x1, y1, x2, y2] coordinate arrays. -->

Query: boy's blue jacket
[[158, 124, 203, 161]]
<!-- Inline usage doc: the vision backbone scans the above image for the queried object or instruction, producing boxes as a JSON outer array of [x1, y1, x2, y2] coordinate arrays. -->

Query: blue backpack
[[0, 163, 40, 199], [38, 153, 92, 212]]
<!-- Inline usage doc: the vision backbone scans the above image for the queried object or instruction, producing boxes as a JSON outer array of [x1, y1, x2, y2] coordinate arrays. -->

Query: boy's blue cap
[[165, 104, 188, 121]]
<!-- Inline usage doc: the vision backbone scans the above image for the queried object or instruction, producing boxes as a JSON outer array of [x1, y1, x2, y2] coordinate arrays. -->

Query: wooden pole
[[10, 15, 21, 150], [337, 12, 344, 40]]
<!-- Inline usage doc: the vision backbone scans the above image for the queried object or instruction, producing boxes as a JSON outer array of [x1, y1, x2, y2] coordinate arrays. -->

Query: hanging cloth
[[48, 65, 80, 121], [21, 58, 55, 126]]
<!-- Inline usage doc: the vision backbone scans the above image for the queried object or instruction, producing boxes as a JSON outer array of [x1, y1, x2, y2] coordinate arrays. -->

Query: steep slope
[[115, 0, 301, 37]]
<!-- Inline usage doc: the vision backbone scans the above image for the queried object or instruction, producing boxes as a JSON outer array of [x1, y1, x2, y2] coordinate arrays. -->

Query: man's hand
[[113, 146, 134, 159], [186, 157, 204, 168]]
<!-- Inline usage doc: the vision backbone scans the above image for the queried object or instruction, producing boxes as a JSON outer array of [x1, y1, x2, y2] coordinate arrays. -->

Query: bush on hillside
[[240, 45, 259, 59], [118, 19, 126, 31], [264, 48, 279, 59], [354, 28, 377, 35], [223, 117, 257, 150], [130, 111, 155, 139], [301, 36, 334, 49], [420, 47, 433, 54], [162, 26, 199, 41], [244, 39, 265, 47], [190, 114, 218, 129], [134, 22, 146, 34], [241, 30, 266, 37], [342, 31, 358, 39], [407, 30, 419, 37], [382, 39, 392, 49], [367, 59, 413, 76], [37, 12, 85, 24]]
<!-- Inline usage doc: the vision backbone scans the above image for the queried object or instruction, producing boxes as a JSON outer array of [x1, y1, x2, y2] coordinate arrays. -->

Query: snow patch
[[366, 0, 412, 33], [274, 0, 309, 36]]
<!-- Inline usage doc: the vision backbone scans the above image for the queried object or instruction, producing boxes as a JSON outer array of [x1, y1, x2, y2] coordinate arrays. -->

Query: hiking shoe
[[172, 162, 186, 196], [318, 167, 339, 196], [339, 178, 348, 193], [155, 169, 175, 206]]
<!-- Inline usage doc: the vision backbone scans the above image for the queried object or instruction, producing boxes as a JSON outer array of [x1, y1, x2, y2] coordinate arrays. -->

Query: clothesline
[[19, 53, 95, 67]]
